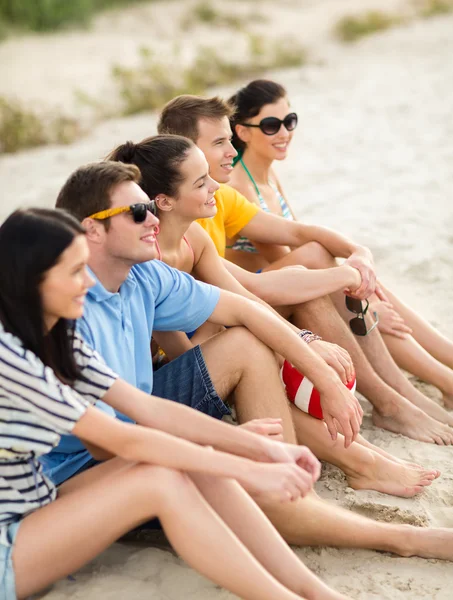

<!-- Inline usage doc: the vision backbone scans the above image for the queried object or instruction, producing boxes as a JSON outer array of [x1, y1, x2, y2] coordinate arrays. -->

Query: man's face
[[101, 180, 160, 266], [195, 116, 237, 184]]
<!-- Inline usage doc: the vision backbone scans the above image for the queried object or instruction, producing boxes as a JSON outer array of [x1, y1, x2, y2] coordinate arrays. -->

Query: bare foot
[[355, 435, 441, 477], [396, 525, 453, 561], [372, 401, 453, 444], [344, 452, 439, 498], [405, 389, 453, 427]]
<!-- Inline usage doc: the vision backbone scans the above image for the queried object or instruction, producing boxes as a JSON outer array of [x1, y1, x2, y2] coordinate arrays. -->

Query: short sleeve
[[71, 332, 118, 403], [222, 186, 259, 239], [140, 261, 220, 333], [0, 333, 89, 436]]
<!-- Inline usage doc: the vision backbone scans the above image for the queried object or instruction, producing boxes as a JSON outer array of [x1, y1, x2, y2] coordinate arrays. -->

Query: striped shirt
[[0, 322, 117, 546]]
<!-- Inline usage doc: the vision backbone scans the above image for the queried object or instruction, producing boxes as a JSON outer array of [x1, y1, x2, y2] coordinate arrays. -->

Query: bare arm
[[189, 223, 300, 332], [103, 379, 280, 462], [152, 330, 193, 360], [240, 211, 375, 298], [208, 291, 363, 447], [73, 405, 318, 500], [222, 259, 361, 306]]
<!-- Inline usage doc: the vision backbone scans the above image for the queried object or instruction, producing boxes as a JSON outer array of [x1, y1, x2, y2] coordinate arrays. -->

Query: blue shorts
[[41, 345, 230, 485], [0, 520, 20, 600]]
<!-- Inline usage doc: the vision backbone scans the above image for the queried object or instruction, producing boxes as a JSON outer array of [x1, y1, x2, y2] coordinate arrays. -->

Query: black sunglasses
[[88, 200, 158, 223], [240, 112, 298, 136], [345, 296, 379, 337]]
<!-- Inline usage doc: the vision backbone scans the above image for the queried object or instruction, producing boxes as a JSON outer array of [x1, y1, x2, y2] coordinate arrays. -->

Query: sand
[[1, 2, 453, 599]]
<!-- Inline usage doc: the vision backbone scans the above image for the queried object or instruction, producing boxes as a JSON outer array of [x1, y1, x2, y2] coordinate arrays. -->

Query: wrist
[[342, 264, 361, 288], [298, 329, 322, 344], [352, 245, 372, 261]]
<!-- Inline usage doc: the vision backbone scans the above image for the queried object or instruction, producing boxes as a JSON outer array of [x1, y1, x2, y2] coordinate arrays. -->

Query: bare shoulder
[[186, 222, 216, 261], [229, 165, 260, 206]]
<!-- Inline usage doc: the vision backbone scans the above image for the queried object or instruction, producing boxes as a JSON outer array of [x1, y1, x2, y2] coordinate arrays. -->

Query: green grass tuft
[[335, 11, 400, 43]]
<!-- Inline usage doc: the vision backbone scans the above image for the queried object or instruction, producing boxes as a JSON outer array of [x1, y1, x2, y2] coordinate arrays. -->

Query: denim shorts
[[0, 520, 20, 600], [153, 344, 231, 419]]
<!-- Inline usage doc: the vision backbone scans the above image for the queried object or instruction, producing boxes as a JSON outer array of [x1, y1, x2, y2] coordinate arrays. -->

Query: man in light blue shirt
[[42, 160, 361, 486]]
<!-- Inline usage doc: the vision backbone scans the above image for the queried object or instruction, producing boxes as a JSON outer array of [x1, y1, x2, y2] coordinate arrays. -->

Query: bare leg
[[201, 327, 298, 442], [14, 459, 312, 600], [192, 473, 347, 600], [264, 241, 453, 437], [382, 332, 453, 409], [380, 283, 453, 370], [260, 490, 453, 561], [284, 293, 453, 443], [290, 407, 439, 497]]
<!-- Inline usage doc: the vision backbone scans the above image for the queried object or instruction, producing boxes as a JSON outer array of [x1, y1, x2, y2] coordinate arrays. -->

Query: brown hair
[[158, 95, 233, 141], [228, 80, 287, 153], [56, 161, 141, 227], [106, 135, 193, 201]]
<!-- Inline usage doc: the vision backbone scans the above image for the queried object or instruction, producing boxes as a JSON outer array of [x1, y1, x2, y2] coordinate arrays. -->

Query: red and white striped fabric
[[280, 360, 357, 420]]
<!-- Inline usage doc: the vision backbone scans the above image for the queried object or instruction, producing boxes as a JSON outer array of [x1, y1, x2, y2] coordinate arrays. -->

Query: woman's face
[[40, 234, 94, 330], [171, 146, 220, 220], [238, 97, 295, 162]]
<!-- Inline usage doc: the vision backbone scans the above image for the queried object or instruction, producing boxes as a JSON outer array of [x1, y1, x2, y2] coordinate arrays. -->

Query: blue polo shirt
[[40, 259, 220, 484]]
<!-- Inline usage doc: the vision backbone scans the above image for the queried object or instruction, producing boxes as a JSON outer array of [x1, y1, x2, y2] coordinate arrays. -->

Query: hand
[[310, 340, 355, 385], [260, 441, 321, 483], [345, 249, 376, 299], [320, 382, 363, 448], [238, 462, 315, 503], [239, 418, 284, 441], [371, 300, 412, 339]]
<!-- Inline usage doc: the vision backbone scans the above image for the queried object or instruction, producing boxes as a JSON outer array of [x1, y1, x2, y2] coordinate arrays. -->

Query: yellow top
[[197, 184, 259, 257]]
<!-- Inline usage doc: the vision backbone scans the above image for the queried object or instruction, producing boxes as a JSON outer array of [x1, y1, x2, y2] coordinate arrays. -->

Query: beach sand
[[1, 2, 453, 599]]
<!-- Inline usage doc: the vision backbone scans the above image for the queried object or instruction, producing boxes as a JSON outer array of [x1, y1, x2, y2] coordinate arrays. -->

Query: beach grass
[[335, 11, 402, 42], [0, 97, 80, 153]]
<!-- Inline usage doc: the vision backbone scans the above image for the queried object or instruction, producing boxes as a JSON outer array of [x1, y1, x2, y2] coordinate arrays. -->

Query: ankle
[[343, 448, 377, 481], [382, 524, 414, 556]]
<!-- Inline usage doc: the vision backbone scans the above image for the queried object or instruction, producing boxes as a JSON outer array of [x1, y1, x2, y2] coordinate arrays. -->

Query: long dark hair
[[107, 134, 193, 201], [0, 208, 85, 383], [228, 80, 287, 154]]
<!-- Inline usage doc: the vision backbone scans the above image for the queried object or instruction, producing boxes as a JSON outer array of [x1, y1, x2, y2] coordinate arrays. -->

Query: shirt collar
[[86, 266, 137, 303]]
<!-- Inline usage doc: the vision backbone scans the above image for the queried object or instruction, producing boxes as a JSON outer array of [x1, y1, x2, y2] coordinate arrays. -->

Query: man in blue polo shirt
[[42, 160, 362, 490]]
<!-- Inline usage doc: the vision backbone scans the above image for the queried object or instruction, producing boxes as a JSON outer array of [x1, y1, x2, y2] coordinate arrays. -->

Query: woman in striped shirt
[[0, 208, 354, 600]]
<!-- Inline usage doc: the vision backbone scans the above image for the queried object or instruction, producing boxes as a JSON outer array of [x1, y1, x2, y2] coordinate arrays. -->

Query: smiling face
[[195, 116, 237, 184], [235, 97, 295, 162], [40, 234, 94, 330], [100, 180, 160, 266], [161, 146, 220, 221]]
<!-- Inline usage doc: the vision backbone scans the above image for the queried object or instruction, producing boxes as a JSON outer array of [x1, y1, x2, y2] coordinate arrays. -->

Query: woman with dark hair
[[227, 79, 453, 425], [107, 134, 440, 500], [0, 207, 356, 600]]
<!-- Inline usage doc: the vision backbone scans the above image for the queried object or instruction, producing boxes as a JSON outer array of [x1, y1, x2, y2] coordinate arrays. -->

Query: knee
[[223, 326, 275, 363], [128, 464, 193, 510], [298, 241, 336, 269]]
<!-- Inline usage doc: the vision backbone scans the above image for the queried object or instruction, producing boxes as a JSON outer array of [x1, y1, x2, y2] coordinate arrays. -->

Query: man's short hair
[[157, 95, 233, 141], [56, 161, 141, 226]]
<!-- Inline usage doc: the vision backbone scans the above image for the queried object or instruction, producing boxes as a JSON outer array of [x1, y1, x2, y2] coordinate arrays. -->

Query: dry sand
[[1, 1, 453, 599]]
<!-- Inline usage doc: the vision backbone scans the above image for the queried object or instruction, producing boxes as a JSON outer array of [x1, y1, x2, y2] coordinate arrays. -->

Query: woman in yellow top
[[106, 134, 440, 502]]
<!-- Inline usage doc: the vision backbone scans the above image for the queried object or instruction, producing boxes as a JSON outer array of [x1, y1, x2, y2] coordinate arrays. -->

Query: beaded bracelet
[[298, 329, 322, 344]]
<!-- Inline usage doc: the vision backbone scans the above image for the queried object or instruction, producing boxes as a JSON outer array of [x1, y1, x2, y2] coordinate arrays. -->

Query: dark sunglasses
[[240, 112, 298, 136], [345, 296, 379, 337], [88, 200, 158, 223]]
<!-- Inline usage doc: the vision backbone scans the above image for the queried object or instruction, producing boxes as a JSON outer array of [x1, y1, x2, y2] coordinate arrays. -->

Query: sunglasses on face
[[88, 201, 158, 223], [240, 112, 298, 136], [345, 296, 379, 337]]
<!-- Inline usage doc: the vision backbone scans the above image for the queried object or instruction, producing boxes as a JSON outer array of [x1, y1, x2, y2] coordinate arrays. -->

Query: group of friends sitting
[[2, 79, 453, 600]]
